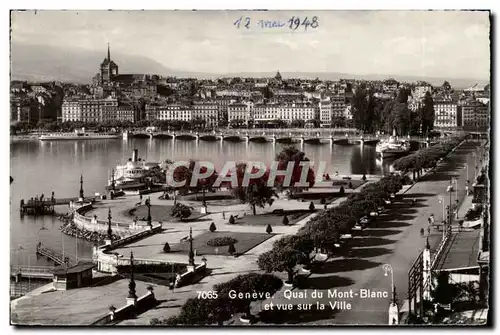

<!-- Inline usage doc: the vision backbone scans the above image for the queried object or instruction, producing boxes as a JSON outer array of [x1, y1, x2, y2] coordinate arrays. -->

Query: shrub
[[207, 236, 238, 247], [229, 215, 235, 224], [228, 243, 236, 255], [209, 222, 216, 232], [282, 215, 289, 225], [320, 198, 326, 205], [339, 186, 345, 196], [163, 242, 171, 253], [309, 201, 315, 212], [266, 224, 273, 234], [171, 203, 193, 220]]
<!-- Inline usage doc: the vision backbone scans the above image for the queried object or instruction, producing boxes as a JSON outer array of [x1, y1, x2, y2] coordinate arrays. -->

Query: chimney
[[132, 149, 138, 162]]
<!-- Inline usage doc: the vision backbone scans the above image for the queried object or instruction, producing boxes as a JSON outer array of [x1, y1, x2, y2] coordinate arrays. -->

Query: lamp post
[[146, 197, 152, 228], [383, 263, 398, 325], [438, 196, 445, 222]]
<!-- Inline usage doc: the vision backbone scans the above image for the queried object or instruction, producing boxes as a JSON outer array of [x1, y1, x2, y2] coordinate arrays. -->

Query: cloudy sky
[[11, 10, 490, 79]]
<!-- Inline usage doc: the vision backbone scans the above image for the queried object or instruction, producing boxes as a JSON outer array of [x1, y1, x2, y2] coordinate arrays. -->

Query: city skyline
[[11, 10, 490, 81]]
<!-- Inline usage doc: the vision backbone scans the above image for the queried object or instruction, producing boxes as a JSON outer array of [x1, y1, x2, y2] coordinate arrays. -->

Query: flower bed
[[206, 236, 238, 247]]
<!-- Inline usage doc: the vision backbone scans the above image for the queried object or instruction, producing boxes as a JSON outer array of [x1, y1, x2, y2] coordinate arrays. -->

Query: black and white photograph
[[9, 9, 491, 326]]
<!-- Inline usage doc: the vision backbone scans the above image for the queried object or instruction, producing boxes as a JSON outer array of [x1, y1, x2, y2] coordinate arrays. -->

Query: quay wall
[[72, 203, 148, 235]]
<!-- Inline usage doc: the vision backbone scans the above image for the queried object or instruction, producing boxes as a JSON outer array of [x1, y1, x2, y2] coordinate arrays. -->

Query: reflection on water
[[10, 138, 394, 266]]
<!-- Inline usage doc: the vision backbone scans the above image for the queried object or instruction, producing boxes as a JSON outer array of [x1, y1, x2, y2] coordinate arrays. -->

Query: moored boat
[[39, 128, 120, 141], [376, 136, 410, 158]]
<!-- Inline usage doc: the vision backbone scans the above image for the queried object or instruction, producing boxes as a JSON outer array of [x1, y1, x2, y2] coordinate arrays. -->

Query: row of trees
[[152, 174, 405, 325], [351, 84, 435, 136], [392, 136, 466, 180], [256, 174, 404, 284]]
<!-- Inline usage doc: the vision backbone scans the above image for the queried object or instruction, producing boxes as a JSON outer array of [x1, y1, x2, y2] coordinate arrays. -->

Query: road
[[254, 139, 481, 325]]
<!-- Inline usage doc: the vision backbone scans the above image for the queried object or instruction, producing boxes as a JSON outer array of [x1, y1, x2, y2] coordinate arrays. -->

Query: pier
[[20, 196, 95, 215], [36, 243, 72, 266]]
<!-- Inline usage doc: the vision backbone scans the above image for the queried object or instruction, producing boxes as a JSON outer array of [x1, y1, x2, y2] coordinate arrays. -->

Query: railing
[[11, 265, 54, 275]]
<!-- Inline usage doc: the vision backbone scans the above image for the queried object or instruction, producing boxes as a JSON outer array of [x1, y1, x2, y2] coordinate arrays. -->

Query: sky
[[11, 10, 490, 79]]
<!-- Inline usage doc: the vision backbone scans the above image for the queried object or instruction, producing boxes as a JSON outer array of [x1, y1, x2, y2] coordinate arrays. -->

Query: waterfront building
[[61, 99, 82, 122], [319, 100, 332, 127], [253, 102, 315, 125], [433, 101, 458, 128], [192, 102, 219, 127], [116, 104, 135, 123], [156, 104, 192, 122], [461, 100, 489, 131], [228, 102, 251, 125], [330, 94, 346, 118]]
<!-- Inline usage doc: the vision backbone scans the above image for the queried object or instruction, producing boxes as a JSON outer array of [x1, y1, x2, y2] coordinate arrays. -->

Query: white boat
[[375, 136, 410, 158], [108, 149, 161, 191], [39, 128, 120, 141]]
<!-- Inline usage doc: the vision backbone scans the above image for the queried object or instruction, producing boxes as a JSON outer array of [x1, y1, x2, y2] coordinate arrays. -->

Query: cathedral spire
[[107, 43, 111, 61]]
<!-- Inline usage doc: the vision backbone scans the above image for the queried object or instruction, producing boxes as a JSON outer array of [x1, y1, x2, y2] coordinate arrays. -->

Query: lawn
[[126, 204, 205, 222], [169, 231, 275, 256], [231, 210, 313, 226]]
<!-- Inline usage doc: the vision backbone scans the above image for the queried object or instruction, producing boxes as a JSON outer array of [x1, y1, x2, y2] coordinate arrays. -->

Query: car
[[360, 216, 371, 225], [340, 233, 353, 240], [352, 224, 364, 231], [384, 199, 391, 205], [377, 206, 385, 213], [369, 211, 379, 217]]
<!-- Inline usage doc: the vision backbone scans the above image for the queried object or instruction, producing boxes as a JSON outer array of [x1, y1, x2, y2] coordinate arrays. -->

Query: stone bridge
[[123, 129, 435, 146]]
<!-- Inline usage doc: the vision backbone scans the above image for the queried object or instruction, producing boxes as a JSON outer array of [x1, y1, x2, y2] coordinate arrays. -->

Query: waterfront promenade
[[252, 139, 482, 325]]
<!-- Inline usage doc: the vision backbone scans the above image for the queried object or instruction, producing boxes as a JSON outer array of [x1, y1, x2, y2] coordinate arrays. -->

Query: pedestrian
[[140, 194, 143, 201], [222, 211, 225, 220], [428, 217, 432, 225]]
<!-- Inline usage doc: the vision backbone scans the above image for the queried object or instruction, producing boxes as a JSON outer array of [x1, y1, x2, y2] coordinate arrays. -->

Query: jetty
[[20, 196, 95, 215], [36, 243, 72, 266]]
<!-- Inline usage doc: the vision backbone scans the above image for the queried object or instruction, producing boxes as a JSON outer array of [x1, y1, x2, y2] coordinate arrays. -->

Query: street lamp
[[382, 264, 395, 302], [438, 196, 445, 222], [383, 263, 398, 325]]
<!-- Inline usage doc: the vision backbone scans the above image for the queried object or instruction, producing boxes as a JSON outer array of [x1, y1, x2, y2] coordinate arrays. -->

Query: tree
[[171, 203, 193, 220], [228, 243, 236, 255], [421, 91, 435, 135], [163, 296, 234, 326], [258, 235, 312, 283], [266, 224, 273, 234], [274, 146, 315, 195], [172, 160, 218, 196], [209, 222, 217, 232], [163, 242, 171, 253], [432, 272, 453, 305], [214, 273, 283, 320], [309, 201, 315, 212], [282, 215, 289, 225], [229, 215, 235, 224]]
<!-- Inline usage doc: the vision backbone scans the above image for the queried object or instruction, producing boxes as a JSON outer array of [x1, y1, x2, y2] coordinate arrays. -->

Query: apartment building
[[433, 101, 458, 128]]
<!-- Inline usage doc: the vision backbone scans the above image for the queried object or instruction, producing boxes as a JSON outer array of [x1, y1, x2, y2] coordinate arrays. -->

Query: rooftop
[[53, 262, 95, 276], [435, 230, 481, 271]]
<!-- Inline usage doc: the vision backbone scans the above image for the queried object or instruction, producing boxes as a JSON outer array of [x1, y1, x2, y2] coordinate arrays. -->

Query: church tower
[[100, 43, 119, 85]]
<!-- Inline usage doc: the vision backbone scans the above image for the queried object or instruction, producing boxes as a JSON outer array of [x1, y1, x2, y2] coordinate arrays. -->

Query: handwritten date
[[234, 16, 319, 31]]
